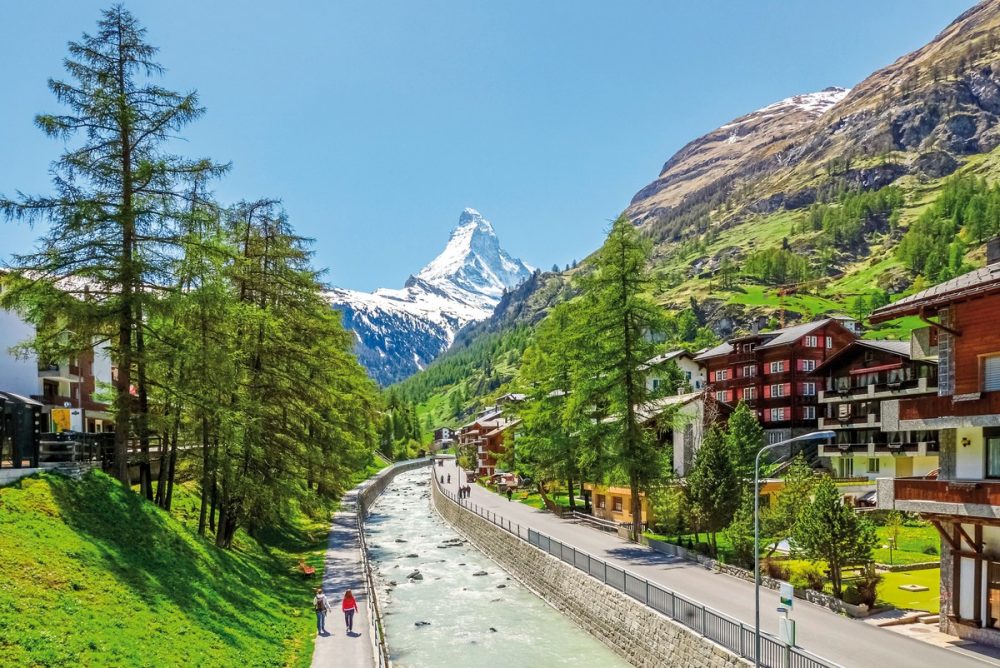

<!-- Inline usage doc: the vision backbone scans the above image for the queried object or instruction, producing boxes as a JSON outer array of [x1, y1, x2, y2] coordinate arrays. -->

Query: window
[[802, 382, 816, 396], [743, 386, 756, 401], [987, 429, 1000, 479], [826, 336, 833, 349], [651, 378, 661, 390], [743, 365, 757, 378], [801, 359, 816, 372], [985, 355, 1000, 392], [804, 335, 818, 347], [769, 408, 786, 422], [770, 384, 785, 398], [803, 405, 816, 420], [838, 458, 854, 478], [715, 369, 729, 382], [613, 496, 623, 512], [716, 391, 727, 402], [769, 361, 785, 373], [767, 430, 788, 445], [868, 458, 880, 474], [596, 494, 606, 509]]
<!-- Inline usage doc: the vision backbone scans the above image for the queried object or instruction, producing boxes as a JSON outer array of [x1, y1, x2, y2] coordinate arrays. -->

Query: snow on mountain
[[328, 209, 534, 386]]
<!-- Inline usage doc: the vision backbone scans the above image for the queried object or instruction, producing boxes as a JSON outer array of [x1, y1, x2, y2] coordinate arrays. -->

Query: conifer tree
[[0, 6, 226, 486], [572, 215, 666, 537], [686, 426, 739, 556]]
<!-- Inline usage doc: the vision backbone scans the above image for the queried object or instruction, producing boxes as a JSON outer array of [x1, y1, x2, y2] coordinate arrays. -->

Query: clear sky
[[0, 1, 976, 291]]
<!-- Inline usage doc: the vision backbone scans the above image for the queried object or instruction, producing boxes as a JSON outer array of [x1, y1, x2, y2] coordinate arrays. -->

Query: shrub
[[923, 545, 938, 556], [854, 564, 882, 608], [763, 559, 790, 581], [789, 562, 826, 592]]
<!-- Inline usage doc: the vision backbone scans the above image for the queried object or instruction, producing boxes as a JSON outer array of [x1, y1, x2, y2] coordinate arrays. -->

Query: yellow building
[[583, 483, 652, 525]]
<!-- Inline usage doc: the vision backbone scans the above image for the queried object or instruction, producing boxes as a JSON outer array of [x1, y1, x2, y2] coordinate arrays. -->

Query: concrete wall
[[431, 477, 749, 668], [0, 309, 38, 398], [357, 457, 431, 516]]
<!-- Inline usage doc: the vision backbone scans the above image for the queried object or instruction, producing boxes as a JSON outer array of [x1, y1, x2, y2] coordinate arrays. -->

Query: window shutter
[[985, 356, 1000, 392], [784, 383, 792, 397]]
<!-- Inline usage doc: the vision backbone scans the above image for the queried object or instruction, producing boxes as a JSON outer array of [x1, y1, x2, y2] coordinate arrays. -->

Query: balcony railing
[[31, 394, 77, 407], [899, 391, 1000, 422], [894, 477, 1000, 507], [820, 441, 937, 456]]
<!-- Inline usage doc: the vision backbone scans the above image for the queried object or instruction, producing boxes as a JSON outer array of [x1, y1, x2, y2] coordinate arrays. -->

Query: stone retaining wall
[[431, 478, 749, 668], [357, 457, 431, 516]]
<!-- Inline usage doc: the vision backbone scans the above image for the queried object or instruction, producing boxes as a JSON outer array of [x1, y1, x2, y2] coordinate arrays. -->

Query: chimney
[[988, 237, 1000, 266]]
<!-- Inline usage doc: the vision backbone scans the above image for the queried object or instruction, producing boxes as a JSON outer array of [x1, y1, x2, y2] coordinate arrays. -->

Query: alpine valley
[[394, 0, 1000, 431], [328, 208, 534, 386]]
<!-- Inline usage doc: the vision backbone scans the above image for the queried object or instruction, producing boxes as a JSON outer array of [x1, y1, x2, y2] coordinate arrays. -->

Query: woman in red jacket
[[342, 589, 359, 634]]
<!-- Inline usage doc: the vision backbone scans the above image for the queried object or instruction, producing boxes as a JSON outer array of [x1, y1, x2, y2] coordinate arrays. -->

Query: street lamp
[[753, 430, 834, 668]]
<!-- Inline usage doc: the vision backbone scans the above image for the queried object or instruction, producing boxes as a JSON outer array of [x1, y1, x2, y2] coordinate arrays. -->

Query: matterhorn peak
[[327, 208, 533, 385]]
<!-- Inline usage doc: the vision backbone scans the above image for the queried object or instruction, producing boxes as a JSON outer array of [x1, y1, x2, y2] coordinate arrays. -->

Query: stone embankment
[[431, 476, 749, 668]]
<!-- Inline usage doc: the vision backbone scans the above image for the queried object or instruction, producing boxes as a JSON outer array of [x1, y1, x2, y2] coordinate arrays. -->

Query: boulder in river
[[407, 570, 423, 581], [496, 584, 506, 589], [415, 621, 431, 627], [405, 553, 419, 558], [472, 570, 488, 576]]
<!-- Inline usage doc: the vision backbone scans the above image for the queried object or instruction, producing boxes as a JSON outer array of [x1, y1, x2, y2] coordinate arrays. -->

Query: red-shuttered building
[[694, 318, 856, 444]]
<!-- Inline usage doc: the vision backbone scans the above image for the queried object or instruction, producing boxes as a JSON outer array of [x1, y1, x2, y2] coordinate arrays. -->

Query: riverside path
[[311, 486, 374, 668], [440, 459, 1000, 668]]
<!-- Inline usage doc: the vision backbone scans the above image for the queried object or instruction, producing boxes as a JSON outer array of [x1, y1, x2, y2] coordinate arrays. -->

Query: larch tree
[[515, 302, 585, 510], [0, 5, 226, 486], [572, 215, 667, 538], [723, 401, 765, 485]]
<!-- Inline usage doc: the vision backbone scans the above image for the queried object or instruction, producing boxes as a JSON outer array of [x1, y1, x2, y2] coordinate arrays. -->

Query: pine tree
[[0, 6, 226, 486], [792, 476, 877, 598], [723, 402, 764, 484], [686, 427, 740, 556]]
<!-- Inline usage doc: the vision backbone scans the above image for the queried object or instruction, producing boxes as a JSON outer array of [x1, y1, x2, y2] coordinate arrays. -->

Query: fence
[[435, 475, 840, 668]]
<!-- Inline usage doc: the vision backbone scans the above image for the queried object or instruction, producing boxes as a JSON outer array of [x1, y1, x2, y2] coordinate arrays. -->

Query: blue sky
[[0, 1, 976, 291]]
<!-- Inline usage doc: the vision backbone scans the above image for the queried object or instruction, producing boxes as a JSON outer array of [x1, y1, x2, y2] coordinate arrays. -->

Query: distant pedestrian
[[313, 587, 330, 635], [447, 474, 451, 484], [342, 589, 359, 634], [507, 488, 513, 502]]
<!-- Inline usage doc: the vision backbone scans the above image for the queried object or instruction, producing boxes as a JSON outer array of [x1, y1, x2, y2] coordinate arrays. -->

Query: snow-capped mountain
[[328, 208, 534, 386]]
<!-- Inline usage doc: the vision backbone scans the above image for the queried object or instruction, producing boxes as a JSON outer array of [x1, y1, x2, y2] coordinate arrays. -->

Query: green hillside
[[0, 471, 334, 667]]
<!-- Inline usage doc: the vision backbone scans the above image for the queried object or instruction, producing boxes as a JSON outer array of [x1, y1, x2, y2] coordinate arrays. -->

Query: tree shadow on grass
[[45, 471, 305, 657]]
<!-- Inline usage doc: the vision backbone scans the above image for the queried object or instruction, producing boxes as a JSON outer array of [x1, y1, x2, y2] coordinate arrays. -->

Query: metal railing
[[434, 474, 840, 668]]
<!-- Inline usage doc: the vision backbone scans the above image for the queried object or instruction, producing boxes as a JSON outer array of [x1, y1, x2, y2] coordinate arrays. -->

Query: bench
[[298, 560, 317, 577]]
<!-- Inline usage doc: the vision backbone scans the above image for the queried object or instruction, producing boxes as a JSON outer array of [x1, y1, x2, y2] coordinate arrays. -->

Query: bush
[[923, 545, 938, 556], [789, 562, 826, 592], [763, 559, 790, 581], [854, 564, 882, 608]]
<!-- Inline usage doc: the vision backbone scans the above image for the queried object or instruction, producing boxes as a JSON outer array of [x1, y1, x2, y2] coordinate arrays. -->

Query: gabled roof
[[694, 318, 839, 360], [693, 341, 733, 361], [870, 263, 1000, 322], [758, 318, 835, 349], [810, 338, 932, 375], [642, 349, 696, 370]]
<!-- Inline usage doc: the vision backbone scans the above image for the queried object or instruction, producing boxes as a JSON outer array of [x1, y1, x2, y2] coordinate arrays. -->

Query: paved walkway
[[311, 487, 374, 668], [440, 460, 1000, 668]]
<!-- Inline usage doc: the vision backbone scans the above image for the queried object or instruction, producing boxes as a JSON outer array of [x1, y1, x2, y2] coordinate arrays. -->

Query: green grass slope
[[0, 471, 330, 667]]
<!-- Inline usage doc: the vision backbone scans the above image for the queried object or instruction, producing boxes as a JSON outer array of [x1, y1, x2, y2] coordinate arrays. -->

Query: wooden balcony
[[879, 476, 1000, 519], [31, 394, 77, 408], [898, 391, 1000, 427], [819, 441, 937, 457]]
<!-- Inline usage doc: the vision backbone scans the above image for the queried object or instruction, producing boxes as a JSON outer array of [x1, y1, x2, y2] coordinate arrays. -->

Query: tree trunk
[[629, 472, 643, 541], [164, 424, 179, 512], [197, 414, 210, 536], [567, 478, 577, 511], [135, 312, 152, 500]]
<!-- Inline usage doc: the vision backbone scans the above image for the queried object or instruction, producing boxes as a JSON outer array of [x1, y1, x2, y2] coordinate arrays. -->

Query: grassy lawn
[[507, 488, 582, 511], [877, 569, 940, 614], [0, 470, 335, 667], [874, 524, 940, 566]]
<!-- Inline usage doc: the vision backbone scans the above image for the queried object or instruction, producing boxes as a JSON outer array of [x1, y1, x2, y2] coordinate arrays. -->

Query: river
[[365, 468, 629, 668]]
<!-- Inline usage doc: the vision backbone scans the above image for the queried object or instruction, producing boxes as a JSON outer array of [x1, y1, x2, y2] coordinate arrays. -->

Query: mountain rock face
[[628, 0, 1000, 233], [328, 209, 534, 385]]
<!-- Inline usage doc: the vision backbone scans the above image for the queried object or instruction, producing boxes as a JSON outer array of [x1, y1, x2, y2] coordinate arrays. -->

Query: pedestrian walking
[[342, 589, 359, 634], [313, 587, 330, 635], [507, 488, 513, 502], [447, 474, 451, 484]]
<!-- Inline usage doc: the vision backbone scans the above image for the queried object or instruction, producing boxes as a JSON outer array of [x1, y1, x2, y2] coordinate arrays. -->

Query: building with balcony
[[644, 350, 706, 392], [457, 407, 520, 478], [813, 339, 939, 482], [695, 318, 856, 446], [871, 237, 1000, 645]]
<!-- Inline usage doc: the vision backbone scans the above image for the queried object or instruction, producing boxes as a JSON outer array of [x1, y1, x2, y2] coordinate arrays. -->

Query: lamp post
[[753, 430, 834, 667]]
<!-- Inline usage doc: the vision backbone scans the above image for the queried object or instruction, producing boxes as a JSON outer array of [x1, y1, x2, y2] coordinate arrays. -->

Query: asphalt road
[[440, 460, 1000, 668]]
